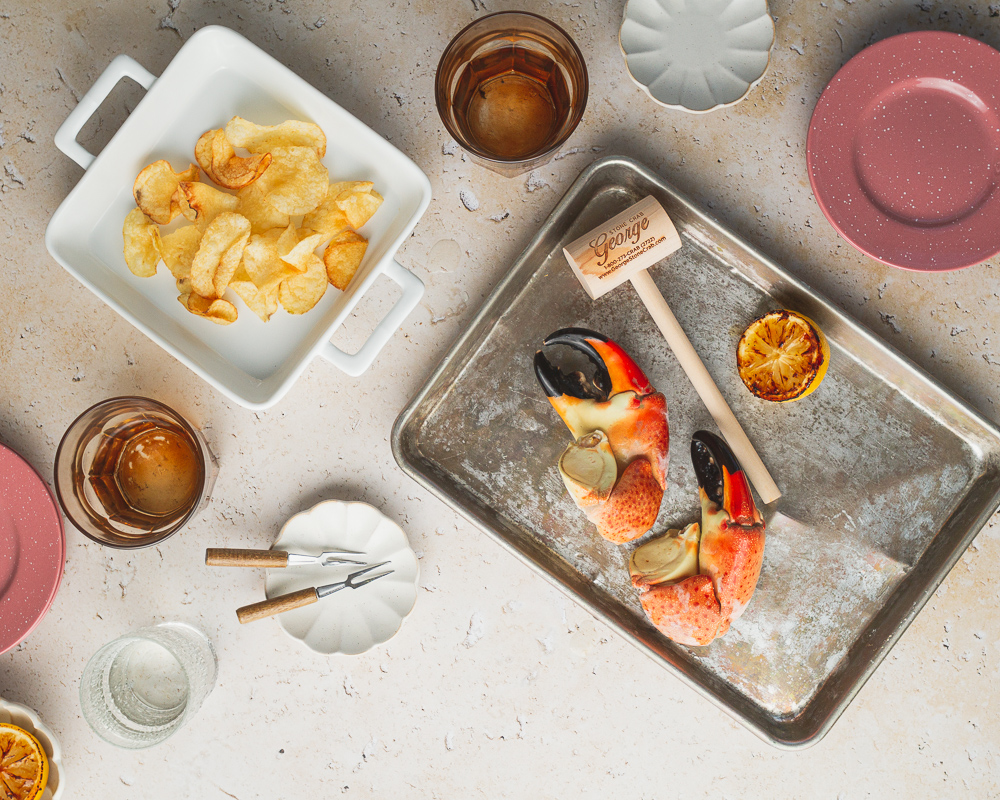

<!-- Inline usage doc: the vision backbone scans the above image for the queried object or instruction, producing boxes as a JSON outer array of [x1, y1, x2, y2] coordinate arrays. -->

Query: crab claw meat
[[559, 431, 616, 508], [537, 328, 669, 543], [633, 431, 765, 646], [629, 523, 700, 588]]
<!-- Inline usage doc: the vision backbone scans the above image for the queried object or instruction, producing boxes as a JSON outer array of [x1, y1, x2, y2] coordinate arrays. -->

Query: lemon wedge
[[0, 722, 48, 800], [737, 310, 829, 402]]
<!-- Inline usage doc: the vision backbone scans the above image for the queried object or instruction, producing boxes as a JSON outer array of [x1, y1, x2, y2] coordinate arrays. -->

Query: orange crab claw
[[534, 328, 653, 434], [632, 431, 766, 646], [535, 329, 669, 543]]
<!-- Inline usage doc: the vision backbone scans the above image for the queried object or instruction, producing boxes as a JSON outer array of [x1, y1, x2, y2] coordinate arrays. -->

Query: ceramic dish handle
[[321, 259, 424, 377], [54, 55, 157, 170]]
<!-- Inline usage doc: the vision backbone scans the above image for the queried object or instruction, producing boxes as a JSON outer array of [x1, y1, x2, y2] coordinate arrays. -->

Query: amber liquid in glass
[[452, 43, 572, 160], [84, 416, 203, 531]]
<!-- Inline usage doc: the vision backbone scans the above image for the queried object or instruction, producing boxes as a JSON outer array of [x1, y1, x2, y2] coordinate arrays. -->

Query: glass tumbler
[[54, 396, 217, 549], [435, 11, 589, 177], [79, 622, 218, 749]]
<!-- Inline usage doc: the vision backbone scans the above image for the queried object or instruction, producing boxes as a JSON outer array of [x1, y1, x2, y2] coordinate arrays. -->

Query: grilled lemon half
[[737, 310, 829, 402]]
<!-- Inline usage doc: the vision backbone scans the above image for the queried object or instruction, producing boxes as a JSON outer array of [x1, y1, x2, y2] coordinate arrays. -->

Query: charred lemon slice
[[0, 723, 48, 800], [737, 310, 829, 402]]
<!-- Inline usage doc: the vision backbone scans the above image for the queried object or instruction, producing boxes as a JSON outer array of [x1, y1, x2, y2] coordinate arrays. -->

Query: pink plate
[[0, 443, 65, 655], [807, 31, 1000, 271]]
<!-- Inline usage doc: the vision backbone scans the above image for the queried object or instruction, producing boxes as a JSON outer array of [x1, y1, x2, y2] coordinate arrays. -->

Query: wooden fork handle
[[236, 588, 319, 624], [206, 548, 289, 568]]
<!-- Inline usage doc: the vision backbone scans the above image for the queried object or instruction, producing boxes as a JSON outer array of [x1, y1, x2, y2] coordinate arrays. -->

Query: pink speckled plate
[[808, 31, 1000, 271], [0, 443, 65, 655]]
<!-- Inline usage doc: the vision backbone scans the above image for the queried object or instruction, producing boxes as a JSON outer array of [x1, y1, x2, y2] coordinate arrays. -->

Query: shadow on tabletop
[[0, 658, 60, 728], [0, 425, 51, 485], [844, 2, 1000, 64], [287, 483, 404, 523], [793, 1, 1000, 83], [59, 0, 400, 174]]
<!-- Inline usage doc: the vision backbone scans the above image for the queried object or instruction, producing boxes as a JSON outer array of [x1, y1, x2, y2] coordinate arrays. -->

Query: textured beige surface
[[2, 0, 1000, 796]]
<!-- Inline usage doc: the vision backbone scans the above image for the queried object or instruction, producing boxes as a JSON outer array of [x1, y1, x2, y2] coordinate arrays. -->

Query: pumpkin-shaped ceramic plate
[[619, 0, 774, 113], [264, 501, 419, 655]]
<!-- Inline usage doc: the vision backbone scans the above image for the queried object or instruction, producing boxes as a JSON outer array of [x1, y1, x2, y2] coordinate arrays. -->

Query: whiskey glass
[[54, 397, 217, 548], [435, 11, 589, 177]]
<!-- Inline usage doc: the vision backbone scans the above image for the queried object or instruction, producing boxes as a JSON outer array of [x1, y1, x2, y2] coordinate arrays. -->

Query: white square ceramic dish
[[46, 26, 431, 409]]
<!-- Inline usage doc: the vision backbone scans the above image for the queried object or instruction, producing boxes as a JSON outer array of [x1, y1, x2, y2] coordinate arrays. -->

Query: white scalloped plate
[[0, 698, 65, 800], [264, 501, 419, 655], [619, 0, 774, 113]]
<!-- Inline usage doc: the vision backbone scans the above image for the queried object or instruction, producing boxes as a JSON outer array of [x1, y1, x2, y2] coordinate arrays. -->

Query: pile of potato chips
[[123, 117, 382, 325]]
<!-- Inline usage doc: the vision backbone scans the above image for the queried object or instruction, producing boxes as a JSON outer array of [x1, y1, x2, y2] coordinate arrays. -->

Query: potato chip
[[190, 212, 251, 298], [259, 221, 301, 251], [301, 181, 353, 237], [332, 180, 374, 197], [241, 232, 304, 293], [236, 183, 291, 235], [214, 151, 271, 191], [123, 116, 382, 325], [275, 223, 299, 255], [133, 160, 198, 225], [122, 208, 162, 277], [323, 230, 368, 290], [178, 181, 239, 226], [336, 186, 383, 230], [195, 129, 271, 190], [194, 129, 221, 174], [225, 116, 327, 157], [230, 266, 280, 322], [159, 224, 203, 281], [281, 231, 330, 271], [278, 253, 328, 314], [179, 293, 238, 325], [253, 146, 328, 215]]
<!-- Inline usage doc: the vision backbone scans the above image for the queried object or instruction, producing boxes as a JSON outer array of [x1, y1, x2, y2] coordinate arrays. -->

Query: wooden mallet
[[562, 195, 781, 504]]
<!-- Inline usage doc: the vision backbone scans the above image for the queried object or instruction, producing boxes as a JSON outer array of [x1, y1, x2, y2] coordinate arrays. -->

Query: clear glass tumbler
[[435, 11, 589, 177], [79, 622, 218, 749], [54, 397, 217, 549]]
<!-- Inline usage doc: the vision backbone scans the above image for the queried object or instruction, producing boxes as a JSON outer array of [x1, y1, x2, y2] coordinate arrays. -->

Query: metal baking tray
[[391, 156, 1000, 747]]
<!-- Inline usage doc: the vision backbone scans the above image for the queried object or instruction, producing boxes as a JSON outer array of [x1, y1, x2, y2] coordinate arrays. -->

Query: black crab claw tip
[[535, 328, 613, 400], [691, 430, 742, 508], [533, 350, 563, 398]]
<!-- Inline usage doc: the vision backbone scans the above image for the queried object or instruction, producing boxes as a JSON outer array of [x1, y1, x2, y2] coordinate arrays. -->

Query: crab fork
[[236, 562, 394, 624]]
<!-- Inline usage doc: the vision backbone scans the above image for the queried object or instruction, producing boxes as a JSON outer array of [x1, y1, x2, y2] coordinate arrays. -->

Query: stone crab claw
[[534, 328, 669, 543], [629, 430, 765, 646]]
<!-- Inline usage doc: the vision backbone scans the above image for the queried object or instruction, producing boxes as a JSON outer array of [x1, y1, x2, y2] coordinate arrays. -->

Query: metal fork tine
[[350, 569, 394, 589], [345, 561, 391, 584], [315, 563, 394, 598]]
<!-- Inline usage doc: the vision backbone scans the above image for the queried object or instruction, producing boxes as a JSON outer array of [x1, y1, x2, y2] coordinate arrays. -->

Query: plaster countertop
[[2, 1, 1000, 797]]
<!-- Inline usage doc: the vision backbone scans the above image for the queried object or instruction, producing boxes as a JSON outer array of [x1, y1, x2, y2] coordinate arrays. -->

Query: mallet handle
[[629, 270, 781, 504]]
